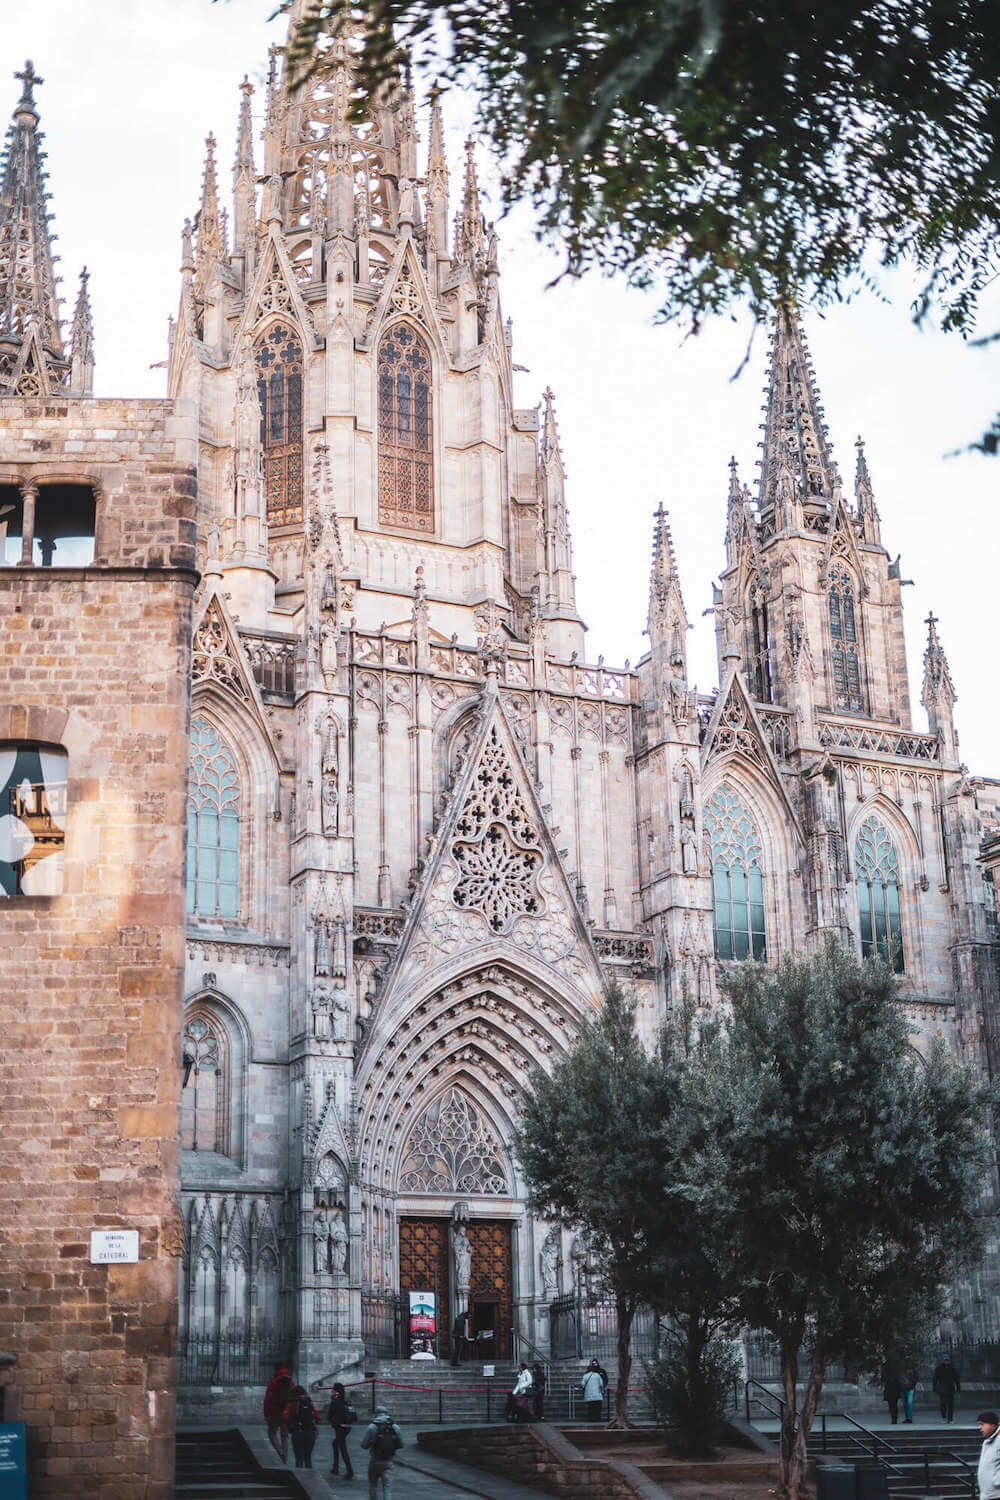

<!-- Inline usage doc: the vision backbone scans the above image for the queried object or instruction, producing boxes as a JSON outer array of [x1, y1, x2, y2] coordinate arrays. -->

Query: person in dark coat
[[531, 1362, 546, 1421], [451, 1309, 468, 1366], [882, 1366, 902, 1424], [327, 1381, 355, 1479], [283, 1384, 320, 1468], [932, 1357, 961, 1423]]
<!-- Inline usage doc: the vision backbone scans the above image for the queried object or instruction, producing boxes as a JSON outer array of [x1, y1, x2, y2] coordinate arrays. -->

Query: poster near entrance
[[408, 1291, 437, 1359]]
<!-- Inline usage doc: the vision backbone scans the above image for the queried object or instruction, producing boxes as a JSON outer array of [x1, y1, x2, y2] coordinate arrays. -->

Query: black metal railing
[[361, 1289, 404, 1361], [744, 1332, 1000, 1384], [549, 1296, 660, 1363], [177, 1335, 290, 1386]]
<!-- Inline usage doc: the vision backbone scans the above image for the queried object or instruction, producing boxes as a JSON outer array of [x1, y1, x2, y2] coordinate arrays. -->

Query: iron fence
[[549, 1296, 660, 1363], [743, 1334, 1000, 1385], [361, 1288, 405, 1361], [177, 1335, 290, 1386]]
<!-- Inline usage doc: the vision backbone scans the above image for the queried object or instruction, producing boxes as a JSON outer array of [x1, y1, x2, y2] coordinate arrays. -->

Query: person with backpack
[[361, 1403, 403, 1499], [283, 1383, 320, 1469], [262, 1362, 293, 1462], [580, 1360, 605, 1422], [327, 1380, 356, 1479]]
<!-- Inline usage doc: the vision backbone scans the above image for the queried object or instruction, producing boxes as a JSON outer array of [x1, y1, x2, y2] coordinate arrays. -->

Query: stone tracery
[[398, 1086, 509, 1195]]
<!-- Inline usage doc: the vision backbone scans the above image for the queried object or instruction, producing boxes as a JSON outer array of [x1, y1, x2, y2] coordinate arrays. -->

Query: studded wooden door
[[467, 1220, 514, 1360], [398, 1218, 450, 1355]]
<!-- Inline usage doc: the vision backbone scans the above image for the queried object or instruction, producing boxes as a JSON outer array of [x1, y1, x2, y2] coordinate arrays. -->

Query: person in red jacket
[[283, 1384, 321, 1469], [262, 1363, 293, 1462]]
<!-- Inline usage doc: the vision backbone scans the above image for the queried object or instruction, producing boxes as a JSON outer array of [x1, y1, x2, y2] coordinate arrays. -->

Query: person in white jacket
[[507, 1362, 533, 1423], [977, 1411, 1000, 1500]]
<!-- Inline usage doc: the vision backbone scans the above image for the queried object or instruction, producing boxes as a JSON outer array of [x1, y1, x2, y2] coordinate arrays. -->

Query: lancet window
[[254, 322, 303, 527], [186, 717, 240, 919], [705, 784, 766, 961], [749, 587, 773, 703], [377, 322, 434, 532], [828, 565, 863, 713], [855, 816, 904, 973], [181, 1011, 230, 1155]]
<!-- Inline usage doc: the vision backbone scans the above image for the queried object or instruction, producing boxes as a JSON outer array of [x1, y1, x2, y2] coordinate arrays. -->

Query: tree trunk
[[611, 1289, 635, 1428], [777, 1340, 826, 1500]]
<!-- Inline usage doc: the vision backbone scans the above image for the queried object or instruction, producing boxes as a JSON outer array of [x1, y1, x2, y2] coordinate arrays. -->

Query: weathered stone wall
[[0, 397, 197, 1498], [416, 1423, 663, 1498]]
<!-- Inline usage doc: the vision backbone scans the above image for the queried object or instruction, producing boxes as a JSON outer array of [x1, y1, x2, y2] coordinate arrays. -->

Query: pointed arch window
[[828, 564, 863, 713], [186, 717, 240, 919], [705, 784, 766, 961], [855, 816, 904, 973], [181, 1011, 231, 1155], [749, 583, 773, 703], [377, 322, 434, 532], [254, 321, 303, 527]]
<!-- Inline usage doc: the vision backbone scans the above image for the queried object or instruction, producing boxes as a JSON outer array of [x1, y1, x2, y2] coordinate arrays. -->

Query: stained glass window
[[855, 816, 904, 972], [255, 322, 303, 527], [377, 322, 434, 532], [186, 718, 240, 918], [828, 565, 863, 712], [181, 1012, 229, 1154], [704, 784, 766, 961]]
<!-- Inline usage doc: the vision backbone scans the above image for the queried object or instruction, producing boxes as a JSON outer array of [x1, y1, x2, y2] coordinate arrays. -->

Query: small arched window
[[749, 588, 773, 703], [828, 564, 863, 713], [855, 816, 904, 973], [377, 322, 434, 532], [704, 784, 766, 961], [181, 1011, 231, 1155], [186, 717, 240, 919], [254, 321, 304, 527]]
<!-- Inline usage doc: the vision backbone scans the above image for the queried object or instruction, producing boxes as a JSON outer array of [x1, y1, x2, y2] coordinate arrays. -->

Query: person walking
[[361, 1403, 403, 1499], [932, 1357, 961, 1423], [284, 1383, 320, 1469], [882, 1366, 902, 1425], [978, 1412, 1000, 1500], [580, 1360, 605, 1422], [900, 1364, 918, 1424], [262, 1361, 293, 1462], [531, 1361, 546, 1422], [327, 1381, 355, 1480]]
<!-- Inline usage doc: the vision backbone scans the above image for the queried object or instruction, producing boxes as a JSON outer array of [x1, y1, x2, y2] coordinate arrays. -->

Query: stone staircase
[[175, 1430, 303, 1498], [808, 1424, 980, 1499], [339, 1358, 655, 1425]]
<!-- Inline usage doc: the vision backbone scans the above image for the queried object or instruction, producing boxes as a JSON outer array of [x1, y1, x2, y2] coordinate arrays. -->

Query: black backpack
[[292, 1393, 316, 1432], [370, 1420, 400, 1461]]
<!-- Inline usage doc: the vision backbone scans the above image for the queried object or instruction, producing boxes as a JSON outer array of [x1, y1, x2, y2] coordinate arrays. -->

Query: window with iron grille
[[254, 322, 303, 527], [855, 816, 904, 972], [377, 322, 434, 532], [704, 784, 766, 961]]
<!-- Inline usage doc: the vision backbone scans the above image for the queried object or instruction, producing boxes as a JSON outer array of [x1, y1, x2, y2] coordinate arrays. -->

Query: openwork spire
[[454, 138, 486, 268], [232, 78, 257, 261], [195, 134, 227, 291], [854, 434, 881, 543], [921, 610, 957, 755], [69, 266, 93, 394], [758, 301, 840, 514], [647, 503, 688, 670], [424, 85, 449, 266], [540, 385, 563, 467], [0, 61, 69, 393]]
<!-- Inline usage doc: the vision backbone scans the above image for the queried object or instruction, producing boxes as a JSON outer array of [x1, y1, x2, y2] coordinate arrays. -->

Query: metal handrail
[[840, 1411, 900, 1456], [511, 1331, 551, 1391], [744, 1377, 793, 1422]]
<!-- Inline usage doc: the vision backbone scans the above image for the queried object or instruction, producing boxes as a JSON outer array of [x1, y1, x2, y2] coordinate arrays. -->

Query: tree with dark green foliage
[[701, 942, 991, 1500], [284, 0, 1000, 448], [512, 980, 687, 1426], [646, 1326, 741, 1459]]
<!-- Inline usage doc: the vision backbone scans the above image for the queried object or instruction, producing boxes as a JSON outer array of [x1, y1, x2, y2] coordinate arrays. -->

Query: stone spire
[[195, 134, 227, 293], [648, 503, 689, 678], [0, 61, 69, 393], [424, 85, 449, 274], [922, 611, 958, 760], [454, 138, 485, 269], [69, 265, 93, 395], [535, 388, 580, 642], [854, 434, 882, 545], [232, 78, 257, 270], [758, 301, 841, 517]]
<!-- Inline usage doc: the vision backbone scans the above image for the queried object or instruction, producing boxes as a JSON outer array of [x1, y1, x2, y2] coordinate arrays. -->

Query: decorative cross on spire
[[14, 60, 43, 107]]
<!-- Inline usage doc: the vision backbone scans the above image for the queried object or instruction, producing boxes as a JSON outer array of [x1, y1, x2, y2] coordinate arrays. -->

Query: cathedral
[[3, 2, 1000, 1475]]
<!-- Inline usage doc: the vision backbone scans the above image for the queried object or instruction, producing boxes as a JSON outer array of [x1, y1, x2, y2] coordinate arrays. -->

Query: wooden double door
[[398, 1216, 513, 1359]]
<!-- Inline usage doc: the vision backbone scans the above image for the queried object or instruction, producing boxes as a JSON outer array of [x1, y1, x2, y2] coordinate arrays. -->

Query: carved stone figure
[[329, 1208, 348, 1275], [681, 824, 699, 875], [331, 983, 350, 1043], [321, 770, 338, 835], [452, 1223, 472, 1291], [315, 922, 331, 977], [540, 1227, 560, 1299], [320, 617, 338, 679], [312, 979, 333, 1041], [313, 1210, 330, 1276], [331, 917, 347, 979]]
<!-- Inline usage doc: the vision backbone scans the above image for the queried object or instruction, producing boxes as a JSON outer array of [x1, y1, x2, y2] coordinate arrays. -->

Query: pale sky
[[2, 0, 997, 770]]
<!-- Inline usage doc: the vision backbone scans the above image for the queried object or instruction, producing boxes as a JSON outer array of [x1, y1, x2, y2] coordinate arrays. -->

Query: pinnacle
[[758, 300, 840, 513]]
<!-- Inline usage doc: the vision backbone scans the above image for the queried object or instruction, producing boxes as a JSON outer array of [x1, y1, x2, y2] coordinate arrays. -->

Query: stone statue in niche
[[312, 979, 333, 1041], [540, 1227, 560, 1299], [329, 1208, 348, 1275], [315, 922, 331, 977], [331, 983, 350, 1043], [681, 823, 699, 875], [313, 1209, 330, 1276], [320, 617, 338, 680], [452, 1223, 472, 1292], [322, 770, 339, 835]]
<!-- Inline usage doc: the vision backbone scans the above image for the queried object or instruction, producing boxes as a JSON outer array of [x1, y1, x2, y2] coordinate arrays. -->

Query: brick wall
[[0, 398, 196, 1498]]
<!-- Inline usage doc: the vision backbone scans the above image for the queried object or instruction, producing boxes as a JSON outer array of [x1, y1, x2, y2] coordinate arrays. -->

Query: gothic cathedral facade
[[4, 4, 1000, 1416]]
